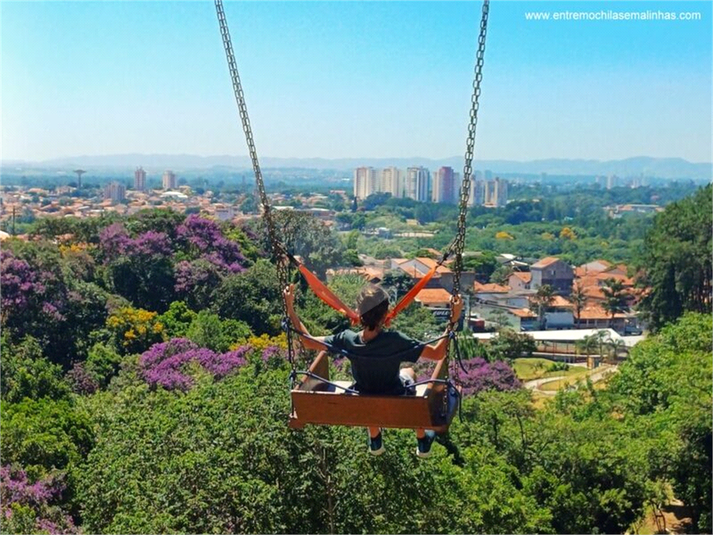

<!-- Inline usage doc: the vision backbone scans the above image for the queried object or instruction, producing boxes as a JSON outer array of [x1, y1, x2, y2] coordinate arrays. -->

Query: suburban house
[[531, 257, 574, 295], [508, 271, 532, 291]]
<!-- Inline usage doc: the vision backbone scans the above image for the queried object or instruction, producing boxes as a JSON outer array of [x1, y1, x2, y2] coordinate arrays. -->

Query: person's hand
[[283, 284, 295, 310], [450, 294, 464, 323]]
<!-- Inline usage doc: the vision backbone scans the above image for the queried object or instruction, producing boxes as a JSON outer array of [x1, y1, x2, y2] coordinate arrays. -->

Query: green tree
[[601, 277, 628, 323], [487, 329, 537, 363], [637, 185, 712, 331], [186, 310, 251, 352], [212, 260, 283, 335], [158, 301, 197, 338], [0, 337, 71, 403]]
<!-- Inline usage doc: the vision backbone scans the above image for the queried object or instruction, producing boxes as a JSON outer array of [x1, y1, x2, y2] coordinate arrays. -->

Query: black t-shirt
[[324, 330, 424, 395]]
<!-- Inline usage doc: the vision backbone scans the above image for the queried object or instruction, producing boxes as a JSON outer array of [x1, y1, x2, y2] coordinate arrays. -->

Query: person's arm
[[420, 294, 464, 361], [284, 284, 329, 351]]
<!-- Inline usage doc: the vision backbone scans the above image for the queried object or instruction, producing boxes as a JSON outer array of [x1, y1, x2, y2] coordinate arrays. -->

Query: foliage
[[138, 338, 250, 391], [269, 211, 344, 278], [157, 300, 197, 338], [211, 260, 283, 335], [637, 185, 712, 331], [0, 466, 78, 535], [1, 398, 93, 473], [601, 277, 629, 318], [454, 357, 521, 396], [486, 329, 537, 363], [185, 310, 252, 352], [106, 306, 166, 355], [1, 337, 71, 404]]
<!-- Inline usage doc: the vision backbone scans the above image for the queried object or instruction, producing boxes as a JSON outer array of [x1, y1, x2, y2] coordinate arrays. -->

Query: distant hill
[[3, 154, 711, 180]]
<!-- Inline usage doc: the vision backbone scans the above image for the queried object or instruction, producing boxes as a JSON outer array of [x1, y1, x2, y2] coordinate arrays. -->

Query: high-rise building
[[484, 169, 493, 181], [470, 178, 485, 207], [606, 174, 618, 190], [493, 177, 508, 207], [353, 167, 377, 200], [134, 167, 147, 191], [432, 166, 457, 204], [104, 182, 126, 202], [405, 167, 430, 202], [162, 170, 177, 190], [381, 167, 402, 198]]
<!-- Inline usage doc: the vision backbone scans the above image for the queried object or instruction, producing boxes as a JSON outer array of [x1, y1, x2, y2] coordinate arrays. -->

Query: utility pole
[[11, 206, 16, 236]]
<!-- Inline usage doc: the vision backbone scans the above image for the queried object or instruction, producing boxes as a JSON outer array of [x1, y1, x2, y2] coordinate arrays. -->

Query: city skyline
[[2, 1, 711, 163]]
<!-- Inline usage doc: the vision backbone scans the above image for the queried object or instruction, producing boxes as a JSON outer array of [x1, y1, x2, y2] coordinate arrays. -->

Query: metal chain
[[452, 0, 490, 297], [214, 0, 294, 366], [444, 0, 489, 418]]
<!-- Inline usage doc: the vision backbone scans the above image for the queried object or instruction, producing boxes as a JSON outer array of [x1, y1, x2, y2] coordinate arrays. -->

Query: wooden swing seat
[[289, 351, 460, 432]]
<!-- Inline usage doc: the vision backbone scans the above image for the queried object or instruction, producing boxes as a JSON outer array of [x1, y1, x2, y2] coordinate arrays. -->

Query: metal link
[[453, 0, 489, 298], [444, 0, 489, 414]]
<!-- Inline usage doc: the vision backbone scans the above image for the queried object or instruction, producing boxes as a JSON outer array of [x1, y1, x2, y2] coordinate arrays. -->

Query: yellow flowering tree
[[106, 307, 166, 355]]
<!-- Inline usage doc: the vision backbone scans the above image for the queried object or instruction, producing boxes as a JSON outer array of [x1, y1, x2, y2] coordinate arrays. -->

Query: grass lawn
[[538, 366, 613, 392], [513, 358, 588, 382]]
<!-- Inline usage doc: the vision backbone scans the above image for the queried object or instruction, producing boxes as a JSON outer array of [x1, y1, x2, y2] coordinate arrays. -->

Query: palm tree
[[601, 278, 629, 329], [531, 284, 555, 329], [605, 336, 626, 364], [576, 334, 599, 357], [569, 281, 587, 328]]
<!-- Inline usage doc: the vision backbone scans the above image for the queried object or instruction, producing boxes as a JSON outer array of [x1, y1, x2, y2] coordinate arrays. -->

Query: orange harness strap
[[297, 264, 361, 324], [384, 263, 440, 326], [295, 256, 445, 327]]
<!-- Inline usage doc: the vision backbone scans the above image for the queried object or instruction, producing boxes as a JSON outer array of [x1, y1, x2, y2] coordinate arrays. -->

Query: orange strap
[[297, 264, 361, 324], [384, 263, 440, 326]]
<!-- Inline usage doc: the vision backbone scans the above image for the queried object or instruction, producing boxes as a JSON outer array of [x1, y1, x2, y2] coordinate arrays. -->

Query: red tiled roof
[[531, 256, 561, 269], [550, 295, 573, 308], [474, 282, 511, 293], [415, 288, 452, 306], [510, 308, 537, 318], [510, 272, 532, 283], [578, 306, 628, 320]]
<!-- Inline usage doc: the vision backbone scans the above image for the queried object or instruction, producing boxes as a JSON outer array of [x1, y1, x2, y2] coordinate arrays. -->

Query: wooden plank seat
[[289, 351, 460, 433]]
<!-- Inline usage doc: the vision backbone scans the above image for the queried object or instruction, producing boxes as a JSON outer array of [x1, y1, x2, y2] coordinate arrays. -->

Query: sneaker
[[368, 430, 385, 456], [416, 430, 436, 458]]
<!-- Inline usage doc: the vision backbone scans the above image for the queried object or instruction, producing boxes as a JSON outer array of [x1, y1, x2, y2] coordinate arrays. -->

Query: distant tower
[[134, 167, 147, 191], [73, 169, 86, 188], [162, 170, 177, 190]]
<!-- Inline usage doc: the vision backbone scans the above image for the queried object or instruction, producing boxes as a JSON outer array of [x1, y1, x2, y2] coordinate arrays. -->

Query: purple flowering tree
[[139, 338, 250, 391], [0, 465, 77, 534], [416, 357, 521, 397], [99, 223, 176, 312], [176, 215, 247, 273]]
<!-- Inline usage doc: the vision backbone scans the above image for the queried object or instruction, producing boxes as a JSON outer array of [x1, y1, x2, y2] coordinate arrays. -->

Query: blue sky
[[2, 1, 711, 162]]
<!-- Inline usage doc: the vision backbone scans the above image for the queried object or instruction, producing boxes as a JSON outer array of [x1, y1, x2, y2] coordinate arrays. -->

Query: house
[[531, 257, 574, 295], [542, 295, 574, 329], [577, 305, 629, 333], [391, 257, 454, 291], [508, 271, 531, 291]]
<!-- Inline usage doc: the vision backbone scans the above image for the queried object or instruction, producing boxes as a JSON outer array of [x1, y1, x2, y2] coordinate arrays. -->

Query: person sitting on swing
[[284, 283, 463, 458]]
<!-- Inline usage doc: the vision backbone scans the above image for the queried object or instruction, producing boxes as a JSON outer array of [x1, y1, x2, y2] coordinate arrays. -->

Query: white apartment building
[[381, 167, 402, 198], [162, 170, 177, 190], [405, 167, 430, 202], [354, 167, 377, 200]]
